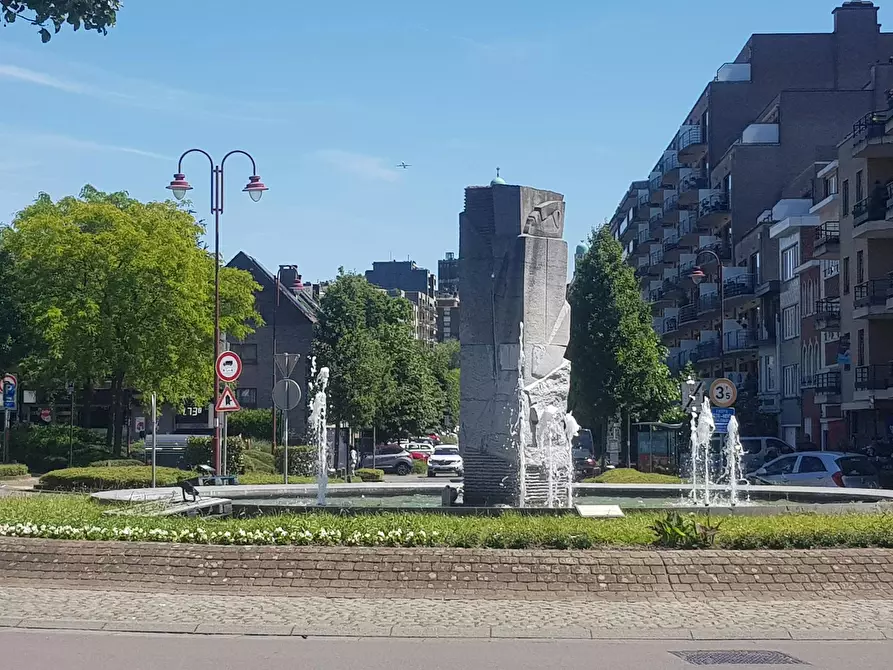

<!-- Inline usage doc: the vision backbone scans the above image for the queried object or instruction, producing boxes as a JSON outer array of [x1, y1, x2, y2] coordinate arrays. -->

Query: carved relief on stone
[[523, 200, 564, 238]]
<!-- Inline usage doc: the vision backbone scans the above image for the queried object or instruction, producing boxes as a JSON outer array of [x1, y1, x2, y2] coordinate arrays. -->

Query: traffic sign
[[2, 373, 17, 411], [215, 385, 241, 413], [272, 378, 302, 411], [709, 377, 737, 408], [274, 352, 300, 378], [711, 407, 735, 434], [215, 351, 243, 383]]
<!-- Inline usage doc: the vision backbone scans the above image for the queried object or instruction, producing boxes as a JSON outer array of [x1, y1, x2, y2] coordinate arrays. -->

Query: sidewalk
[[1, 583, 892, 640]]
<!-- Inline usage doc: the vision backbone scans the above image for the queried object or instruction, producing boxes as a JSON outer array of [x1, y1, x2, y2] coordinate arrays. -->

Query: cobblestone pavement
[[1, 583, 893, 639]]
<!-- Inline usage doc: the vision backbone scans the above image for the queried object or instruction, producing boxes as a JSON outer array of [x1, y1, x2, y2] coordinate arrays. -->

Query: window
[[823, 174, 838, 198], [842, 179, 850, 215], [858, 329, 865, 367], [231, 343, 258, 364], [236, 387, 257, 409], [783, 364, 800, 398], [856, 169, 864, 204], [742, 439, 763, 455], [782, 305, 800, 340], [764, 455, 797, 476], [798, 456, 827, 474], [751, 252, 761, 284], [843, 256, 850, 294], [781, 244, 799, 281], [856, 250, 864, 285], [761, 354, 777, 391], [769, 438, 796, 455], [724, 173, 732, 199]]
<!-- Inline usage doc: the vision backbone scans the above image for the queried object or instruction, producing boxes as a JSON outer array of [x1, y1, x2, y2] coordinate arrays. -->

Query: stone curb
[[2, 618, 893, 641]]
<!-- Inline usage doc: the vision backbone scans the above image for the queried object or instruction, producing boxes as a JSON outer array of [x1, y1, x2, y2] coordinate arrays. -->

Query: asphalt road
[[4, 629, 893, 670]]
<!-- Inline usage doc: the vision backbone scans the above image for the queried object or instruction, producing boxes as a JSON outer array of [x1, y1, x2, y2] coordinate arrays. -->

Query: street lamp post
[[166, 149, 268, 475], [689, 249, 725, 378], [272, 264, 299, 450]]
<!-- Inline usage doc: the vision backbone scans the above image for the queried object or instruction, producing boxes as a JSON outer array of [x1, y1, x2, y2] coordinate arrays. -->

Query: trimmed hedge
[[0, 464, 29, 478], [227, 409, 273, 440], [584, 468, 683, 485], [355, 468, 384, 482], [275, 445, 317, 477], [39, 466, 192, 491], [184, 436, 245, 474], [88, 459, 145, 468], [242, 451, 276, 474], [9, 424, 109, 473]]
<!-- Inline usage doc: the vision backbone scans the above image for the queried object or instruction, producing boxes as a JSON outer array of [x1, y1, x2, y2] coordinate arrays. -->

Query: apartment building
[[437, 295, 460, 342], [438, 252, 459, 297], [366, 260, 439, 344], [609, 1, 893, 441]]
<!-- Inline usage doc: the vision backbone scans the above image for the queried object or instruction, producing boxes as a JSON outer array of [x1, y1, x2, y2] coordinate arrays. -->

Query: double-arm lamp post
[[689, 248, 726, 378], [166, 149, 268, 475]]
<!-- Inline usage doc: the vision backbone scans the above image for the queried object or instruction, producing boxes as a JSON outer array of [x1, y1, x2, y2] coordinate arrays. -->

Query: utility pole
[[151, 392, 157, 488], [67, 381, 75, 467]]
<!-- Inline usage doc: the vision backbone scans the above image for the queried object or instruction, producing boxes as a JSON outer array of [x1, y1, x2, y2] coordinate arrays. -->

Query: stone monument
[[459, 174, 577, 507]]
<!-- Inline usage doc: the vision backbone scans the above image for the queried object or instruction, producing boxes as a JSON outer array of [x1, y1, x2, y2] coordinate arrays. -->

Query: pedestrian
[[349, 446, 358, 476]]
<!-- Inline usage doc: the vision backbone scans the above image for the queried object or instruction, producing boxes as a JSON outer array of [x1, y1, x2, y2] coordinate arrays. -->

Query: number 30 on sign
[[708, 378, 738, 408]]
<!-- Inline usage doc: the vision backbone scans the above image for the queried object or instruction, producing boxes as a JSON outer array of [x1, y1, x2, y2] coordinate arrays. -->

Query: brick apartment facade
[[610, 1, 893, 446]]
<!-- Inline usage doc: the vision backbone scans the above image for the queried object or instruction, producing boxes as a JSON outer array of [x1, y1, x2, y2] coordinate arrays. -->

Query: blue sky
[[0, 1, 885, 283]]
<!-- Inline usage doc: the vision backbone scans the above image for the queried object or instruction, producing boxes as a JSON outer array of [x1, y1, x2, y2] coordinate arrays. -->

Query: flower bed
[[2, 495, 893, 550]]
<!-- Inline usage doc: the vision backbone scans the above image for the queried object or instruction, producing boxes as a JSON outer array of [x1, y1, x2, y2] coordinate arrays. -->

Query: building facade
[[609, 1, 893, 443], [437, 295, 460, 342], [367, 260, 438, 344], [438, 252, 459, 297]]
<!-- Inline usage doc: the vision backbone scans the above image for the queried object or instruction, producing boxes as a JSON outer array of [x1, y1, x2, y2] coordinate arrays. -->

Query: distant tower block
[[458, 176, 573, 506]]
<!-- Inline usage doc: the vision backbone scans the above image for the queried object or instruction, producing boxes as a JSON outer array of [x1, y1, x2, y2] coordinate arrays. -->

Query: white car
[[426, 446, 463, 477], [405, 441, 435, 456]]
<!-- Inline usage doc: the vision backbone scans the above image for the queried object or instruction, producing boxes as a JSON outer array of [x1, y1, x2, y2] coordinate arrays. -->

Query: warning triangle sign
[[216, 385, 241, 413]]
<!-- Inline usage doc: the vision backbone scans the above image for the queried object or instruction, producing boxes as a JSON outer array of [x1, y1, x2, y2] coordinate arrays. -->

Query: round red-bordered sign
[[215, 351, 243, 383]]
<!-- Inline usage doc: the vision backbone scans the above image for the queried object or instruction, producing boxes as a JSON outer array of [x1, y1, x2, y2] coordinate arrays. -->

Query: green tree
[[0, 235, 30, 374], [427, 339, 460, 430], [3, 186, 261, 454], [314, 272, 443, 447], [568, 226, 677, 441], [1, 0, 119, 42]]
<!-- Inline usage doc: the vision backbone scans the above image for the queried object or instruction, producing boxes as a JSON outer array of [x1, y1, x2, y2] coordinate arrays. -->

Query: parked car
[[361, 444, 413, 476], [426, 446, 464, 478], [573, 447, 598, 481], [747, 451, 880, 488], [739, 436, 797, 473], [405, 442, 435, 458]]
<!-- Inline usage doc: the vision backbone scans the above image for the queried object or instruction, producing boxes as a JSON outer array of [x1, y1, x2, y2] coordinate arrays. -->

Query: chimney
[[833, 1, 880, 34], [278, 265, 301, 295]]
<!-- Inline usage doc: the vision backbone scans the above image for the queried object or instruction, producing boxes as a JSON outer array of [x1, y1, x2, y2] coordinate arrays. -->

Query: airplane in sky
[[396, 162, 411, 169]]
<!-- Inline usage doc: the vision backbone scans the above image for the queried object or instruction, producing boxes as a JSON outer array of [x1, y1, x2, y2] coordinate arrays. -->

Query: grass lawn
[[584, 468, 683, 485], [2, 494, 893, 550]]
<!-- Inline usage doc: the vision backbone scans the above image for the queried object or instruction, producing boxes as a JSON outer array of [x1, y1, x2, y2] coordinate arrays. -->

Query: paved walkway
[[1, 583, 892, 639]]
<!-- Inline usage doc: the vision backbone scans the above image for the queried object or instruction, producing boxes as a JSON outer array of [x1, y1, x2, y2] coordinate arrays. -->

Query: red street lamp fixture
[[243, 175, 268, 202], [689, 266, 707, 285], [166, 174, 193, 201], [167, 173, 268, 203]]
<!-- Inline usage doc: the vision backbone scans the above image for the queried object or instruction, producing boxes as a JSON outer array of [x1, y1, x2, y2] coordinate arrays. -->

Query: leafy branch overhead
[[1, 0, 120, 42]]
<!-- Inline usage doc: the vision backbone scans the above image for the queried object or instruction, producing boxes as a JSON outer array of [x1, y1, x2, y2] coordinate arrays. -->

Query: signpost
[[215, 385, 241, 476], [272, 376, 302, 484], [151, 392, 157, 488], [1, 373, 15, 463], [708, 377, 738, 408], [214, 351, 242, 475], [67, 381, 75, 467], [711, 407, 736, 435], [215, 351, 243, 383]]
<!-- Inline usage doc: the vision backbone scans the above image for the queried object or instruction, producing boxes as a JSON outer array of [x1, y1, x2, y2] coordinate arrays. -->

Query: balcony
[[715, 62, 751, 82], [724, 273, 757, 308], [813, 221, 840, 259], [815, 371, 842, 395], [647, 252, 664, 275], [649, 210, 663, 228], [801, 374, 816, 390], [698, 193, 731, 229], [814, 298, 841, 331], [855, 364, 893, 391], [678, 171, 709, 206], [755, 325, 776, 347], [661, 152, 682, 185], [679, 304, 699, 326], [677, 126, 707, 164], [691, 339, 721, 365], [662, 234, 689, 263], [662, 193, 681, 225], [697, 292, 721, 316], [854, 185, 891, 238], [854, 279, 893, 320], [851, 110, 891, 159], [662, 317, 679, 338], [697, 239, 732, 265], [724, 330, 759, 355], [650, 287, 672, 310], [662, 273, 683, 298]]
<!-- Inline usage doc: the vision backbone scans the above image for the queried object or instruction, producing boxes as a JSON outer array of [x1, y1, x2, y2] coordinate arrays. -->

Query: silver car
[[748, 451, 879, 488]]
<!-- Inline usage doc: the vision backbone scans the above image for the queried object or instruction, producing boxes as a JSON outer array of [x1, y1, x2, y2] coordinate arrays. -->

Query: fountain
[[307, 359, 330, 507], [685, 397, 746, 507], [725, 414, 745, 506]]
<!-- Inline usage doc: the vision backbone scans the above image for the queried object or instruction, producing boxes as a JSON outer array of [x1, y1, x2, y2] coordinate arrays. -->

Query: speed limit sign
[[709, 377, 738, 408]]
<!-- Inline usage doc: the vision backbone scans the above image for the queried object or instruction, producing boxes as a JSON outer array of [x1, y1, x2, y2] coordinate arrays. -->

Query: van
[[739, 436, 796, 474]]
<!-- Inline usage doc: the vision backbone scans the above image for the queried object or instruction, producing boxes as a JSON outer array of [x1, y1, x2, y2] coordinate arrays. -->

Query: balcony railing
[[663, 235, 680, 253], [677, 126, 703, 152], [699, 194, 730, 219], [815, 371, 842, 394], [801, 375, 816, 389], [649, 250, 664, 266], [649, 211, 663, 226], [662, 153, 681, 173], [854, 188, 888, 227], [691, 339, 720, 363], [649, 288, 666, 303], [698, 292, 721, 314], [679, 304, 698, 325], [851, 110, 887, 142], [680, 172, 709, 193], [854, 279, 893, 308], [724, 330, 758, 353], [662, 193, 679, 215], [649, 173, 662, 193], [814, 221, 840, 246], [663, 317, 679, 334], [724, 273, 756, 298], [698, 239, 732, 261], [815, 298, 841, 319], [855, 364, 893, 391]]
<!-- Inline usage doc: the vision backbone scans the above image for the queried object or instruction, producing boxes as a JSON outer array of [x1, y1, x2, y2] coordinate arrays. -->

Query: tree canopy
[[568, 226, 677, 430], [314, 272, 446, 441], [1, 185, 261, 452], [1, 1, 119, 42]]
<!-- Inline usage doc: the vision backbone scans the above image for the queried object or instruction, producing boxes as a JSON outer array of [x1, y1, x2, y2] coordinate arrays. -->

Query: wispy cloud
[[0, 64, 88, 94], [315, 150, 399, 182], [0, 129, 170, 161]]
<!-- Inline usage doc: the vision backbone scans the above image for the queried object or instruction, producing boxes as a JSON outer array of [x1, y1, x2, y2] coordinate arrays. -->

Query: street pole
[[2, 409, 8, 464], [166, 149, 268, 478], [151, 392, 157, 488], [68, 388, 74, 468], [283, 410, 289, 485], [221, 412, 228, 477]]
